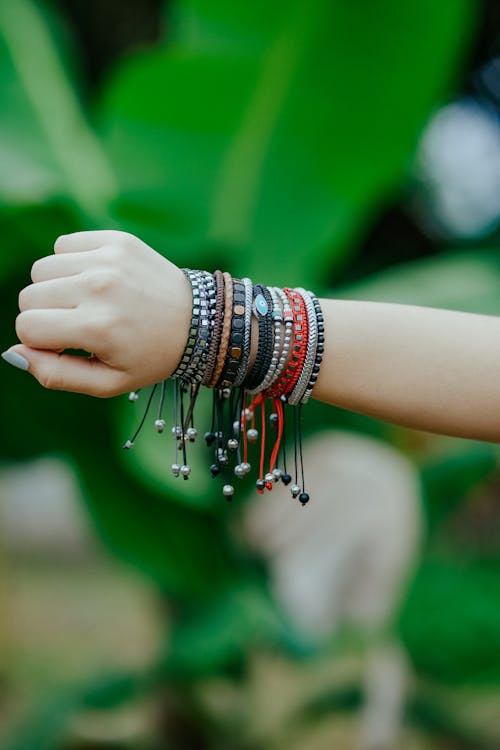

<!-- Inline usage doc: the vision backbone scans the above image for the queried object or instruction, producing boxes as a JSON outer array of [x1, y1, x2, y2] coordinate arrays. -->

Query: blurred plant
[[3, 0, 500, 747]]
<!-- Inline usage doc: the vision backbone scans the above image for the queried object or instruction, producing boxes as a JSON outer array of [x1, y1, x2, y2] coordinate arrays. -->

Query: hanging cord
[[179, 382, 189, 476], [297, 403, 309, 505], [280, 402, 291, 485], [268, 396, 284, 476], [242, 390, 249, 467], [173, 379, 180, 472], [123, 383, 158, 448]]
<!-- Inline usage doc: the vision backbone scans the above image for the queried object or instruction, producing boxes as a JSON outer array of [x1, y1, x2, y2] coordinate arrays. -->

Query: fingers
[[5, 345, 127, 398], [31, 249, 101, 282], [54, 230, 136, 253], [15, 308, 94, 351], [19, 276, 83, 311]]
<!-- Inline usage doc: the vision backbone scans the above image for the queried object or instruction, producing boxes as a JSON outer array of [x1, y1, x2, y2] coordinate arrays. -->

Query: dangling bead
[[222, 388, 231, 399], [180, 465, 191, 478], [281, 473, 292, 486], [186, 427, 198, 442], [290, 484, 300, 498], [171, 463, 181, 477], [123, 439, 134, 449], [244, 408, 253, 421], [256, 478, 265, 494], [128, 391, 139, 402], [299, 492, 310, 506], [205, 431, 216, 446], [241, 462, 251, 474], [269, 413, 278, 427], [234, 464, 245, 478], [233, 420, 241, 434], [172, 426, 183, 438], [223, 484, 234, 499], [272, 468, 281, 481], [217, 449, 229, 467], [155, 418, 166, 433], [247, 428, 259, 443], [265, 472, 274, 484], [227, 438, 239, 451], [210, 464, 221, 477]]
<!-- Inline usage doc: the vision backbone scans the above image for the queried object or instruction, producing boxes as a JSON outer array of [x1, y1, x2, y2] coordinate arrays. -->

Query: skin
[[4, 229, 500, 443]]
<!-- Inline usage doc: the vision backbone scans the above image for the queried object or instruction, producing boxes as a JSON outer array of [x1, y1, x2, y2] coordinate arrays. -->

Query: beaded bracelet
[[123, 271, 325, 506]]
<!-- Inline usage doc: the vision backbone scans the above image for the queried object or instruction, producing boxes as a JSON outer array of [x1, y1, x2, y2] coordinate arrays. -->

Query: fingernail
[[1, 350, 29, 371]]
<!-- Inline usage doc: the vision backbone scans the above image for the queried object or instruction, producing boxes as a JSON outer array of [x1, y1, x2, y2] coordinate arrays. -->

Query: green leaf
[[335, 249, 500, 315], [98, 0, 474, 287], [0, 0, 116, 222], [400, 557, 500, 685]]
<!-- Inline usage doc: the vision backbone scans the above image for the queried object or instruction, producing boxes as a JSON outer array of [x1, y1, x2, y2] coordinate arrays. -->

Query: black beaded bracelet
[[243, 284, 273, 391], [216, 278, 247, 389]]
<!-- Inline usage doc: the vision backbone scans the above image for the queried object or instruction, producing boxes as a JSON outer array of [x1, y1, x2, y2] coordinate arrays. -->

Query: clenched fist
[[2, 230, 192, 397]]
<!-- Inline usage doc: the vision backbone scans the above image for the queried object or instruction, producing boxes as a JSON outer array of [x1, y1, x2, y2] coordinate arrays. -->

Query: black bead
[[317, 345, 324, 353], [210, 463, 221, 477], [281, 473, 292, 486], [205, 431, 216, 446], [256, 479, 265, 490], [299, 492, 310, 506]]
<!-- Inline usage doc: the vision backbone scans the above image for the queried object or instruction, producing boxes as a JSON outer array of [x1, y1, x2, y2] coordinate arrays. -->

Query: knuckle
[[18, 286, 31, 312], [81, 308, 118, 344], [84, 268, 119, 295], [15, 311, 34, 345], [30, 257, 46, 282], [40, 362, 65, 391]]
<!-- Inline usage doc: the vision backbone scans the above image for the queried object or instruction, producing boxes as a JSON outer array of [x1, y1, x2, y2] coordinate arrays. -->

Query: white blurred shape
[[0, 454, 95, 557], [245, 430, 422, 641], [416, 99, 500, 238]]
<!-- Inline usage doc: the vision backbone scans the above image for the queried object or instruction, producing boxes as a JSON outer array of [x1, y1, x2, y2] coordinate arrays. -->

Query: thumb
[[1, 345, 125, 398]]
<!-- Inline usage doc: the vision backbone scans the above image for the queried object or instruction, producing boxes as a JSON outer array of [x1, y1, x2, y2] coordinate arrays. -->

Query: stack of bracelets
[[122, 269, 325, 506]]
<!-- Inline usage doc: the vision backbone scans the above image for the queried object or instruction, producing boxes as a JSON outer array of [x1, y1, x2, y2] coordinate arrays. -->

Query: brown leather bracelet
[[208, 271, 233, 388]]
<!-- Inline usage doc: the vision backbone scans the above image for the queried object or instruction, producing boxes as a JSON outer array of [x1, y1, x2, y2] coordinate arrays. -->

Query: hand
[[3, 230, 192, 397]]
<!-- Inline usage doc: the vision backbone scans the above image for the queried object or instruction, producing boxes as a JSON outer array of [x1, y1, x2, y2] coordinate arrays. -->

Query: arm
[[2, 230, 500, 443]]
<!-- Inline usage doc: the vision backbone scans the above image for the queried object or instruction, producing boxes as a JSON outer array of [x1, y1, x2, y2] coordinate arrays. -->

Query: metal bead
[[171, 463, 181, 477], [123, 439, 134, 449], [210, 463, 221, 477], [265, 473, 274, 484], [272, 468, 282, 481], [172, 425, 183, 438], [269, 413, 279, 426], [223, 484, 234, 497], [241, 462, 251, 474], [299, 492, 310, 506], [281, 472, 292, 486], [128, 391, 139, 402], [256, 479, 265, 491], [217, 451, 229, 467], [247, 428, 259, 443], [290, 484, 301, 498], [244, 408, 253, 421], [227, 438, 239, 451], [233, 420, 241, 434], [180, 465, 191, 477], [186, 427, 198, 441], [234, 464, 245, 478], [204, 431, 216, 446], [222, 388, 231, 399], [155, 418, 166, 433]]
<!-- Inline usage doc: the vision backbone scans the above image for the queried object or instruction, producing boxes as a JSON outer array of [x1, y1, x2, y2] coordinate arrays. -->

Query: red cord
[[268, 396, 284, 475]]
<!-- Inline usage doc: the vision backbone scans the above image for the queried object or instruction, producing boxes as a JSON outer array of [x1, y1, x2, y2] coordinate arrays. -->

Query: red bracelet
[[265, 287, 309, 400]]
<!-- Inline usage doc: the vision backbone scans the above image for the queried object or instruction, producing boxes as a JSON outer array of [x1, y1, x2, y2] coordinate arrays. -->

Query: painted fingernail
[[1, 350, 29, 371]]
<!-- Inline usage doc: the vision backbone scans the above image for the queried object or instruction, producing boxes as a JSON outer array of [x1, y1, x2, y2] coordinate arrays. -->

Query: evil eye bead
[[253, 294, 269, 316]]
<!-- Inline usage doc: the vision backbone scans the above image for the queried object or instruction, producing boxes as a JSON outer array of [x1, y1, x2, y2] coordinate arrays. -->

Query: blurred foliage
[[4, 0, 500, 746]]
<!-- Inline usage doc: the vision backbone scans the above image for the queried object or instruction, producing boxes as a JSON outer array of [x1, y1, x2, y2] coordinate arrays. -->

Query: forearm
[[312, 299, 500, 442]]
